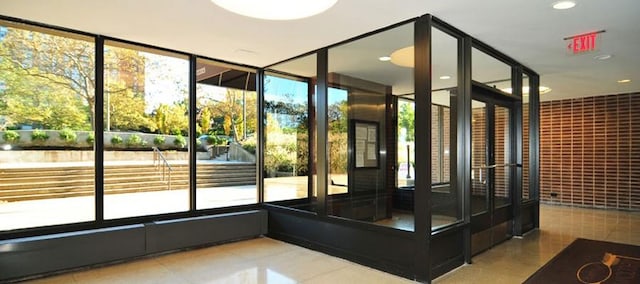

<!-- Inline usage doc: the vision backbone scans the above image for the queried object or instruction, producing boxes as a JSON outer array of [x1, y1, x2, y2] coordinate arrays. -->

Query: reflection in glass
[[471, 100, 488, 215], [327, 22, 414, 231], [472, 47, 511, 91], [103, 41, 190, 219], [264, 54, 316, 211], [0, 20, 95, 230], [195, 59, 257, 210], [328, 87, 349, 195], [431, 27, 460, 230], [263, 74, 309, 202], [494, 105, 511, 207], [522, 75, 531, 200]]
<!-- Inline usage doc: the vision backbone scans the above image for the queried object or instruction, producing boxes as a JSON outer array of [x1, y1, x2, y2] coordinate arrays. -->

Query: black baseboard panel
[[266, 209, 417, 280], [431, 226, 465, 279], [146, 210, 268, 253], [0, 210, 267, 282]]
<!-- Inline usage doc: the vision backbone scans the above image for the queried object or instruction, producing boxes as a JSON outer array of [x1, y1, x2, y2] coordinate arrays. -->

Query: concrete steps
[[0, 163, 256, 202]]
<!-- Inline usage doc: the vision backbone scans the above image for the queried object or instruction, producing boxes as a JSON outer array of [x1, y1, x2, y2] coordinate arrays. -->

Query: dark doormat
[[524, 238, 640, 283]]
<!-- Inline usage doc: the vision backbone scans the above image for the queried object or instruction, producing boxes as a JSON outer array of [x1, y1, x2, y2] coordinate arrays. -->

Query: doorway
[[470, 84, 518, 255]]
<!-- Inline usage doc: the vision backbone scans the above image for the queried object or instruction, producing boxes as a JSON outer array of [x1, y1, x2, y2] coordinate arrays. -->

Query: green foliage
[[58, 128, 77, 144], [125, 134, 144, 146], [105, 84, 155, 132], [241, 137, 256, 155], [329, 132, 348, 174], [398, 101, 415, 142], [0, 26, 149, 131], [111, 135, 123, 145], [86, 133, 95, 144], [2, 130, 20, 143], [154, 103, 188, 135], [31, 129, 50, 142], [153, 135, 165, 146], [328, 100, 348, 133], [173, 135, 186, 148]]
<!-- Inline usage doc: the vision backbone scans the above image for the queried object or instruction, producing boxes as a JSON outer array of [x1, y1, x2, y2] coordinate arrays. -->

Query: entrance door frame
[[469, 83, 520, 256]]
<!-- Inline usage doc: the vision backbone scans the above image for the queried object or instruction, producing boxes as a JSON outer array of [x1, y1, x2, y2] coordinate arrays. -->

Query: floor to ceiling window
[[195, 58, 258, 209], [102, 41, 190, 219], [0, 20, 96, 230]]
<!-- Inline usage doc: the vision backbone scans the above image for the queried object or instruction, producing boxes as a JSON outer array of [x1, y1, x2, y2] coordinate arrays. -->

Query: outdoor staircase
[[0, 163, 256, 202]]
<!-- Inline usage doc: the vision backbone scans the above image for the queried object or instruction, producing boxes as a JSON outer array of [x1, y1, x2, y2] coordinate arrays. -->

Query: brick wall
[[540, 93, 640, 210]]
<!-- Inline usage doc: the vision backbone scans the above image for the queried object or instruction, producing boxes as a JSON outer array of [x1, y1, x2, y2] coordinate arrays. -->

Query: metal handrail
[[152, 147, 173, 190]]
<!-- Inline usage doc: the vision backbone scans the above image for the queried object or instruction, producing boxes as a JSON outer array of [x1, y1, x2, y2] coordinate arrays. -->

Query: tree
[[0, 26, 145, 130], [106, 81, 154, 131], [153, 102, 188, 135], [328, 100, 348, 133], [209, 89, 257, 142], [398, 101, 415, 142]]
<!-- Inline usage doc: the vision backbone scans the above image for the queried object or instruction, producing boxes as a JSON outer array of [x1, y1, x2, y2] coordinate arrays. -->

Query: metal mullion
[[316, 49, 328, 217], [460, 36, 473, 264], [414, 15, 432, 282], [94, 35, 105, 223], [257, 69, 265, 204], [189, 55, 197, 211]]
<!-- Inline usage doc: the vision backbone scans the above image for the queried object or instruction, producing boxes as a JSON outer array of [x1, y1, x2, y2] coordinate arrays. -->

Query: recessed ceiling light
[[617, 79, 631, 83], [378, 56, 391, 62], [439, 75, 451, 80], [552, 1, 576, 10], [211, 0, 338, 20], [593, 54, 612, 60]]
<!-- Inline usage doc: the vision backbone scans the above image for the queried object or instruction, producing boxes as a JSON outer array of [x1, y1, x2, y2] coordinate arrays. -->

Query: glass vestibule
[[261, 15, 538, 281]]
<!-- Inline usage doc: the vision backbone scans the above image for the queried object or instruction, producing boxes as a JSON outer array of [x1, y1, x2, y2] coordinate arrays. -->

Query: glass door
[[470, 86, 516, 255]]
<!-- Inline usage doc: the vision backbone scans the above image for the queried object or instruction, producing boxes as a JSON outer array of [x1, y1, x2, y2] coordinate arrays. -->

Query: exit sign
[[565, 30, 605, 54]]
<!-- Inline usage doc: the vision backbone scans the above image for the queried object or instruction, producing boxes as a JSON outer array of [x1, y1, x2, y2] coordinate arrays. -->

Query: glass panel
[[328, 87, 348, 195], [263, 73, 310, 203], [103, 41, 189, 219], [522, 75, 531, 200], [264, 54, 315, 211], [471, 100, 488, 215], [195, 58, 257, 209], [431, 27, 459, 230], [494, 105, 511, 207], [327, 22, 414, 231], [472, 48, 511, 92], [397, 99, 414, 188], [0, 20, 95, 230]]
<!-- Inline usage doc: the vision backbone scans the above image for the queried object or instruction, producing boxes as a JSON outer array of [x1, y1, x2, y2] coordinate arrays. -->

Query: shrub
[[111, 135, 123, 145], [125, 134, 144, 146], [2, 130, 20, 143], [241, 138, 256, 154], [173, 135, 186, 148], [31, 129, 50, 142], [86, 133, 95, 144], [206, 135, 217, 144], [153, 135, 165, 146], [58, 128, 77, 144]]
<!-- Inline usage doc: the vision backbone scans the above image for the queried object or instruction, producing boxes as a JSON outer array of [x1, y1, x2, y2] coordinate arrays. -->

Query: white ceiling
[[1, 0, 638, 101]]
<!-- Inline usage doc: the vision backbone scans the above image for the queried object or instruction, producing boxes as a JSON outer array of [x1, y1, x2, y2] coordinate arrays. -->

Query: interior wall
[[540, 92, 640, 210]]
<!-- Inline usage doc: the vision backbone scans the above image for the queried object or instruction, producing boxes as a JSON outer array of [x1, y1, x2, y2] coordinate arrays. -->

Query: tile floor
[[21, 204, 640, 284]]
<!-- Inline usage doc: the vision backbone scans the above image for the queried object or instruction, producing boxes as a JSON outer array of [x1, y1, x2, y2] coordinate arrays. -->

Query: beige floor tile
[[20, 204, 640, 284]]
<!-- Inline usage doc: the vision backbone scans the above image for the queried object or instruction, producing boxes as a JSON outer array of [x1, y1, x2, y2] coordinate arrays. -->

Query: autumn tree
[[153, 102, 188, 135], [0, 25, 147, 130], [209, 89, 257, 141]]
